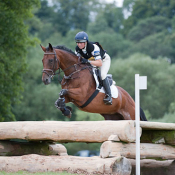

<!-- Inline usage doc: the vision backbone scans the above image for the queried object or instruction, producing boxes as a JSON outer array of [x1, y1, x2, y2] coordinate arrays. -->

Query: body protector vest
[[75, 41, 106, 60]]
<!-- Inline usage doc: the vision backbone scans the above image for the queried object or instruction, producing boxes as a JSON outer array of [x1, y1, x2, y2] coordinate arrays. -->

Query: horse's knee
[[55, 97, 72, 118], [59, 89, 68, 97]]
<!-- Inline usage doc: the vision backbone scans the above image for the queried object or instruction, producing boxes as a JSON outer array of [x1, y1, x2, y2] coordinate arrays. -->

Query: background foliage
[[0, 0, 39, 121], [1, 0, 175, 154]]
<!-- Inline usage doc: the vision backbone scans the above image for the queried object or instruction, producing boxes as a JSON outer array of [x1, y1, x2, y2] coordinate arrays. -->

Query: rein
[[64, 65, 92, 80], [43, 50, 92, 84]]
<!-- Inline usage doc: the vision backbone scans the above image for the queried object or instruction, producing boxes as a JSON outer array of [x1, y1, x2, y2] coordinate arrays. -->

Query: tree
[[102, 3, 124, 33], [35, 0, 55, 23], [31, 0, 56, 41], [50, 0, 99, 36], [129, 32, 175, 62], [87, 13, 110, 34], [91, 31, 132, 58], [88, 2, 124, 34], [152, 102, 175, 123], [122, 16, 175, 62], [127, 16, 171, 42], [122, 0, 175, 36], [122, 1, 154, 36], [123, 0, 135, 12], [0, 0, 39, 121]]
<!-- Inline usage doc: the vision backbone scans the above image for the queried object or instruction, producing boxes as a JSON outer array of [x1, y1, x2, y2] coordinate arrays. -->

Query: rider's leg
[[100, 53, 112, 105], [102, 78, 112, 105]]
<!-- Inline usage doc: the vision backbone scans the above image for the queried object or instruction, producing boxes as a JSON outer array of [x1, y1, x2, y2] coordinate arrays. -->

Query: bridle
[[42, 49, 92, 84], [42, 49, 61, 81]]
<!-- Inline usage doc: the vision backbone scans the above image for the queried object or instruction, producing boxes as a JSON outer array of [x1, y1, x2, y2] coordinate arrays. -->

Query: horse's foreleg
[[55, 88, 83, 118], [59, 89, 68, 98], [55, 89, 72, 118]]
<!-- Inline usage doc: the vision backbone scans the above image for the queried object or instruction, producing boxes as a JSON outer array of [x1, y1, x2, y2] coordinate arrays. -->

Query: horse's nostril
[[44, 77, 51, 85]]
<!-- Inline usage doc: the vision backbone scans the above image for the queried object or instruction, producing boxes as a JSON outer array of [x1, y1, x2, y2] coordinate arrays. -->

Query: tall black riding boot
[[102, 78, 112, 105]]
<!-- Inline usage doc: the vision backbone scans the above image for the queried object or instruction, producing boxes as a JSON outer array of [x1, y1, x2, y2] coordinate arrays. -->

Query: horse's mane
[[46, 45, 76, 56]]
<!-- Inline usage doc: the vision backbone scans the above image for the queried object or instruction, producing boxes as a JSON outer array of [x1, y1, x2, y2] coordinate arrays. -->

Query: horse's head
[[41, 43, 59, 85]]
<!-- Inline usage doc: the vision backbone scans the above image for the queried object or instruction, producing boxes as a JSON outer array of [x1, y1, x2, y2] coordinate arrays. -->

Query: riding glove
[[81, 58, 88, 64]]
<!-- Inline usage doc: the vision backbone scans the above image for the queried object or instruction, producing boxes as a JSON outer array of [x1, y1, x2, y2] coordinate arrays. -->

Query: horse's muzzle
[[42, 76, 51, 85]]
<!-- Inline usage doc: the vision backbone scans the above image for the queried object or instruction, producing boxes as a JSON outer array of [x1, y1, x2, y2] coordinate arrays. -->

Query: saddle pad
[[93, 68, 118, 98]]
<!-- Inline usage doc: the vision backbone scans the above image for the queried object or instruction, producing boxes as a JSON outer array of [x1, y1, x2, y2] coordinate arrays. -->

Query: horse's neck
[[57, 50, 78, 75], [56, 49, 96, 96]]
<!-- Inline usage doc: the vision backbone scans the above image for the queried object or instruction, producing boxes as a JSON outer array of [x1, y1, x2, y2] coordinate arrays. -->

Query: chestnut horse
[[41, 43, 147, 121]]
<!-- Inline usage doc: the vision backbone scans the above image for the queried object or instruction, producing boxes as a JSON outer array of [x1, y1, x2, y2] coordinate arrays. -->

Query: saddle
[[80, 68, 118, 108], [94, 68, 113, 88]]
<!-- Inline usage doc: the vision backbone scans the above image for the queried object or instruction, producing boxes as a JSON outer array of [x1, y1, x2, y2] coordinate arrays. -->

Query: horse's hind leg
[[101, 113, 124, 120], [120, 106, 147, 121]]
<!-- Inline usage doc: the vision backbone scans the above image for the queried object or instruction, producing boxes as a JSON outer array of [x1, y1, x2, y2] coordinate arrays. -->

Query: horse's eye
[[49, 59, 53, 63]]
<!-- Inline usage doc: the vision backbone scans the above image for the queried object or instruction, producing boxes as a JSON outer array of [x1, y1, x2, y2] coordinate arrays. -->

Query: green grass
[[0, 172, 78, 175]]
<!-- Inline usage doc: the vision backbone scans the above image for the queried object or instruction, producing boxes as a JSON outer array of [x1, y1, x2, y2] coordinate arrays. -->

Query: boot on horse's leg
[[102, 77, 112, 105], [59, 89, 68, 97], [55, 96, 65, 109], [61, 107, 72, 118], [55, 96, 72, 118]]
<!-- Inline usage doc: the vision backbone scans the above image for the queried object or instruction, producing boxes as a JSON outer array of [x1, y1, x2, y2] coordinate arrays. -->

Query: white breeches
[[100, 53, 111, 80]]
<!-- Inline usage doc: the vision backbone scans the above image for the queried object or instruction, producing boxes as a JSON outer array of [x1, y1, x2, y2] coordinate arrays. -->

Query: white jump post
[[135, 74, 147, 175]]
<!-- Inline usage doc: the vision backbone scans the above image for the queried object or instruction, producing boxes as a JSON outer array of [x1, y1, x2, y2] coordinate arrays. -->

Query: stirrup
[[103, 95, 112, 105]]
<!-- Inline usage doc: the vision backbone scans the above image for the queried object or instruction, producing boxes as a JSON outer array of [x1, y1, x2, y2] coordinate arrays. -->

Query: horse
[[41, 43, 147, 121]]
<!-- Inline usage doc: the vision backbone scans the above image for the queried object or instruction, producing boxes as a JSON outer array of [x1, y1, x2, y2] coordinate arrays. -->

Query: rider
[[75, 31, 112, 105]]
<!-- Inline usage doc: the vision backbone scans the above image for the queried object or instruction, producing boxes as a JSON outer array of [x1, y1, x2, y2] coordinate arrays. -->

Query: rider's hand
[[81, 58, 88, 64]]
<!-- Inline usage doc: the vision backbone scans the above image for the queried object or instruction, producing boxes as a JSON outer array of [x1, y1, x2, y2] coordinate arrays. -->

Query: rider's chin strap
[[79, 84, 102, 108]]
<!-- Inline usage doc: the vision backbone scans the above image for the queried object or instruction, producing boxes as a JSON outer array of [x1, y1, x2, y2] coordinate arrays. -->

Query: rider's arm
[[89, 44, 102, 67], [89, 59, 102, 67]]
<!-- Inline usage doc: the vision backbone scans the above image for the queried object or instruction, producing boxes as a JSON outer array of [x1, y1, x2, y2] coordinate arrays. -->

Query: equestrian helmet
[[75, 31, 88, 43]]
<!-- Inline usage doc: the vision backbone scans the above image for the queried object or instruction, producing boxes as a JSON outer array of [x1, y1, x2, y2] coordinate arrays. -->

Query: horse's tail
[[140, 107, 147, 121]]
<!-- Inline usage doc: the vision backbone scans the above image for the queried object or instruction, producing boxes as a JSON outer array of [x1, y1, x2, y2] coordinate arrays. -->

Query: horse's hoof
[[62, 107, 71, 118], [66, 106, 72, 112], [66, 112, 72, 119]]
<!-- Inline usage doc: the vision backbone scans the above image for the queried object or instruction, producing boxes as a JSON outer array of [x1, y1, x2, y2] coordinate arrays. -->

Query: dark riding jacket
[[75, 41, 106, 60]]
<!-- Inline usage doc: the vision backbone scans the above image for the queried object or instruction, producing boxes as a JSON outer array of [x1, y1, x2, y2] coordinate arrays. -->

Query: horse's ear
[[49, 43, 53, 52], [40, 44, 46, 52]]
